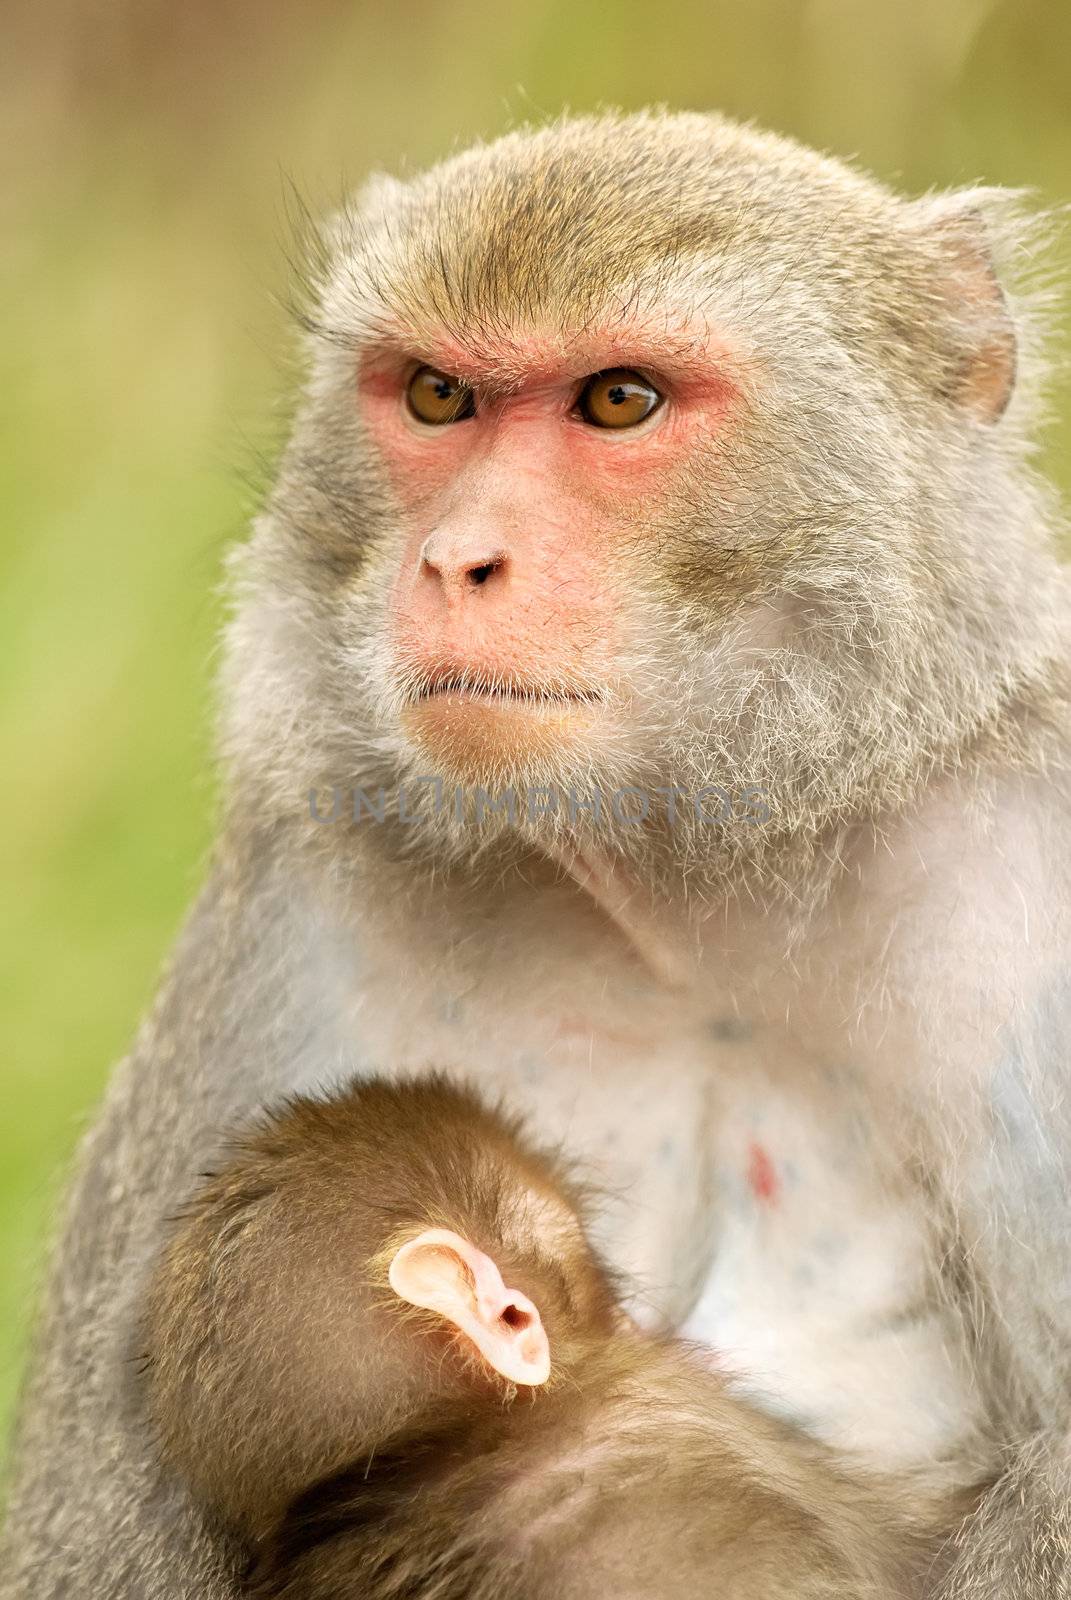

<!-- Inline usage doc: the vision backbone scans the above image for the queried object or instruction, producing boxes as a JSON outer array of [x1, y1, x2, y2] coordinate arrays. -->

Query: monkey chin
[[402, 689, 601, 790]]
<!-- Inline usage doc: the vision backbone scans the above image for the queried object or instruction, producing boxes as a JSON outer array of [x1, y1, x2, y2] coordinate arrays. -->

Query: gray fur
[[4, 110, 1071, 1596]]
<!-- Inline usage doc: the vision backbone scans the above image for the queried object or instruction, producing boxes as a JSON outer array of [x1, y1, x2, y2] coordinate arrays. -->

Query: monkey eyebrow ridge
[[355, 306, 735, 400]]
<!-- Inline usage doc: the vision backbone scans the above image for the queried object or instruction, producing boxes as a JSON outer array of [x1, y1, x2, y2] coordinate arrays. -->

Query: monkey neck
[[538, 838, 702, 991], [520, 697, 1071, 995]]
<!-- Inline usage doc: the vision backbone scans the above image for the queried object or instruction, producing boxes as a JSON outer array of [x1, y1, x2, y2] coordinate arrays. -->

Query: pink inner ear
[[934, 207, 1017, 423], [389, 1227, 551, 1385], [959, 327, 1016, 423]]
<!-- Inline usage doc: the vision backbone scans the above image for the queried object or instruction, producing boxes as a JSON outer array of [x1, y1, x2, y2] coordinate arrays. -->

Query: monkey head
[[224, 111, 1063, 886]]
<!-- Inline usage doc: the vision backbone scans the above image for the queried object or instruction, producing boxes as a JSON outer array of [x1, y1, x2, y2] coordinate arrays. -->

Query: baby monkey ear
[[389, 1227, 551, 1386]]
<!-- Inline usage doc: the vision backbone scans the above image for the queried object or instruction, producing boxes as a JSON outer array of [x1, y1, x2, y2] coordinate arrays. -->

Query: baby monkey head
[[143, 1075, 618, 1543]]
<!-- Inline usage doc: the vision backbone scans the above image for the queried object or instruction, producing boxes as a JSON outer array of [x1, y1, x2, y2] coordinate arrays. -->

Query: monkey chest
[[680, 1073, 985, 1474], [342, 894, 987, 1476]]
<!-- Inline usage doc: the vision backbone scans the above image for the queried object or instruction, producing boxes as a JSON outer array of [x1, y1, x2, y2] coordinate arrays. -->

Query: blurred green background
[[2, 0, 1070, 1444]]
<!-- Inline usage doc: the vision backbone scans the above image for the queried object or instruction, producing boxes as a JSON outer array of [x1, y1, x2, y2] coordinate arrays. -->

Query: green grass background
[[3, 0, 1070, 1445]]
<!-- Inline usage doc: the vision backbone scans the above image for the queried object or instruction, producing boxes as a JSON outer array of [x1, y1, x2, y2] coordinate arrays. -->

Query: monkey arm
[[934, 969, 1071, 1598], [0, 834, 361, 1599], [936, 1441, 1071, 1600]]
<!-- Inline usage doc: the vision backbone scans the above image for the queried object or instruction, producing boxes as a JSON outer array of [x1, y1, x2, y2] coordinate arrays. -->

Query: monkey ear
[[906, 191, 1019, 424], [388, 1227, 551, 1386]]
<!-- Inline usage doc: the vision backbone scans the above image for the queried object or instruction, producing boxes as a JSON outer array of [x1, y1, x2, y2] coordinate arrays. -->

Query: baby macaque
[[144, 1075, 965, 1599]]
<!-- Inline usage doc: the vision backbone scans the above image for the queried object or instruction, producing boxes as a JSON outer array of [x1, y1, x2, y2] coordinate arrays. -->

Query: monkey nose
[[418, 532, 509, 599]]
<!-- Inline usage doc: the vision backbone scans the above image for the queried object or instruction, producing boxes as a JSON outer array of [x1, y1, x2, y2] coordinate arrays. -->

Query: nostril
[[467, 559, 503, 587], [418, 536, 508, 592]]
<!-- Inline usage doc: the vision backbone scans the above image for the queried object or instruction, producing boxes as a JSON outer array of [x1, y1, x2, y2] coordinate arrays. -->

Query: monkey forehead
[[317, 110, 900, 364]]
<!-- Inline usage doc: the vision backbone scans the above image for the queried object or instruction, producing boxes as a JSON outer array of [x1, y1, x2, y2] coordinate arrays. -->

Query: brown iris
[[576, 369, 662, 428], [406, 366, 477, 425]]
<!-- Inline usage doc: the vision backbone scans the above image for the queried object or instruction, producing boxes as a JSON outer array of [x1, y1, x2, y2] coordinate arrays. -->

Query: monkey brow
[[355, 302, 723, 395]]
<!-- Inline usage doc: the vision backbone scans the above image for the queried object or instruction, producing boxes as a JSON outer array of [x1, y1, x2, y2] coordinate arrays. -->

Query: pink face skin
[[357, 320, 741, 768]]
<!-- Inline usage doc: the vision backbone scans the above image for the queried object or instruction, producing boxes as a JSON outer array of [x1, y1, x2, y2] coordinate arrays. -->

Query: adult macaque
[[145, 1073, 949, 1598], [2, 110, 1070, 1597]]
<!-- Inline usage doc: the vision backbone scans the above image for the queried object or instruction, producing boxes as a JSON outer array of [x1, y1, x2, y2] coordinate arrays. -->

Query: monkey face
[[227, 112, 1037, 877], [357, 331, 745, 796]]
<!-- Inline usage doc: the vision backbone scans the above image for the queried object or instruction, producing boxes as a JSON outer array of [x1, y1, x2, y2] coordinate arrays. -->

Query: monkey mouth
[[410, 671, 603, 710], [401, 669, 605, 774]]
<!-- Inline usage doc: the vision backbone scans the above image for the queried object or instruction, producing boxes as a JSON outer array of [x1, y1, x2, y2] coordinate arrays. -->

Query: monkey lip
[[402, 672, 604, 768], [411, 673, 603, 712]]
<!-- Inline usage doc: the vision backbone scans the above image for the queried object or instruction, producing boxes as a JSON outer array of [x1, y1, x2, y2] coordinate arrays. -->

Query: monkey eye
[[575, 369, 662, 429], [406, 366, 477, 425]]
